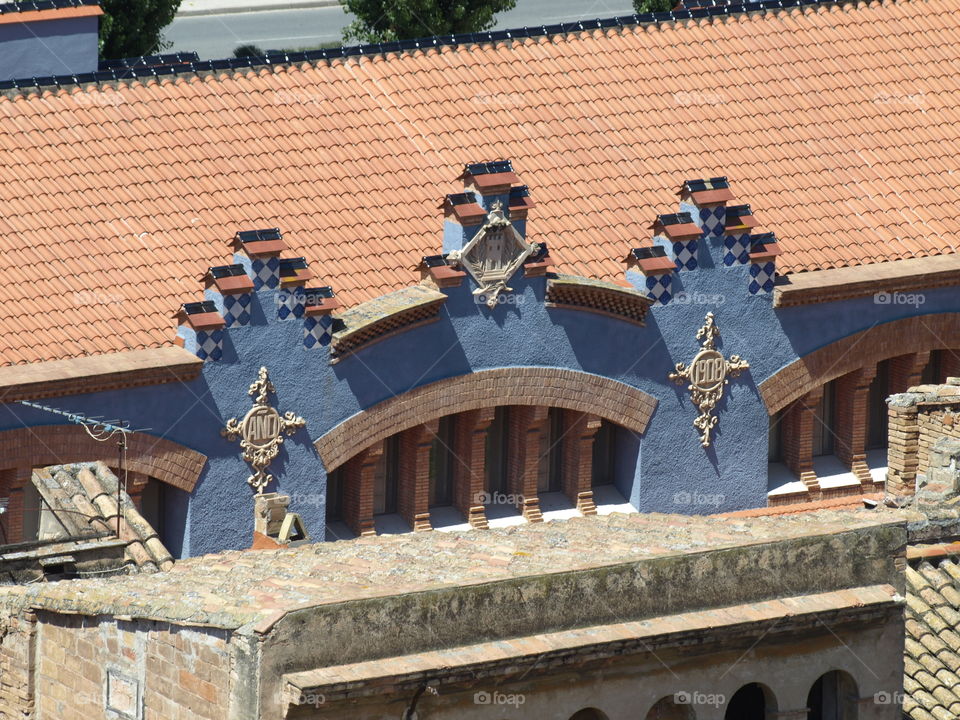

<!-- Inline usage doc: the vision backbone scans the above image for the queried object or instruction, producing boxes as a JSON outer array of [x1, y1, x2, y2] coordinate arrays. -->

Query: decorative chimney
[[277, 257, 313, 320], [625, 247, 675, 305], [416, 255, 466, 289], [650, 212, 702, 272], [722, 205, 758, 266], [232, 228, 286, 290], [302, 286, 341, 349], [678, 177, 735, 269], [175, 301, 226, 361], [203, 264, 254, 328], [747, 232, 782, 294], [443, 160, 522, 254]]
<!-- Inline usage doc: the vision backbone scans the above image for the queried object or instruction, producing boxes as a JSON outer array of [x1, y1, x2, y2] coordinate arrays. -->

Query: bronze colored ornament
[[223, 366, 306, 494], [669, 312, 749, 448]]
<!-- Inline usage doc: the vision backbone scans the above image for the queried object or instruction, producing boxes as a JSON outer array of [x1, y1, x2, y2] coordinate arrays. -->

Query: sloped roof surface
[[32, 462, 174, 572], [0, 0, 957, 365], [904, 557, 960, 720]]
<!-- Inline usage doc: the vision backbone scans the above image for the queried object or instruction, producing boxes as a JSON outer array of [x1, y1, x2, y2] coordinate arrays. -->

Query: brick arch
[[0, 425, 206, 492], [759, 313, 960, 415], [315, 367, 658, 471]]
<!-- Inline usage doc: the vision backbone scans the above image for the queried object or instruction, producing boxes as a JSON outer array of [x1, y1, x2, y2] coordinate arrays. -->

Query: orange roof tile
[[0, 0, 958, 366]]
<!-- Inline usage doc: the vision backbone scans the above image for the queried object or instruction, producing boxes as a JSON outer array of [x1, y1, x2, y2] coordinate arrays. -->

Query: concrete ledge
[[0, 346, 202, 402]]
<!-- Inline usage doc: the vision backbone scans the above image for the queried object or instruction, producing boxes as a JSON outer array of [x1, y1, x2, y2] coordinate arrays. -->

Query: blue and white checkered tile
[[251, 257, 280, 290], [699, 205, 726, 239], [277, 287, 305, 320], [222, 293, 252, 327], [645, 273, 672, 305], [195, 329, 224, 361], [673, 240, 698, 271], [723, 234, 751, 266], [303, 315, 333, 348], [749, 261, 776, 294]]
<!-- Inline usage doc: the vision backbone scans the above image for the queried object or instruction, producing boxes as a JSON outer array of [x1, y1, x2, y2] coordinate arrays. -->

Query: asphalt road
[[165, 0, 637, 59]]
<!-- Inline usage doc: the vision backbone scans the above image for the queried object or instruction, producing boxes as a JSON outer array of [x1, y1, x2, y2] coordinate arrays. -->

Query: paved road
[[165, 0, 636, 59]]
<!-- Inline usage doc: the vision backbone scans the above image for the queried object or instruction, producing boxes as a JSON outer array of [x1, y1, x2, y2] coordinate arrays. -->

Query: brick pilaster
[[343, 445, 379, 537], [834, 365, 878, 487], [453, 408, 494, 529], [781, 386, 823, 490], [889, 351, 931, 395], [942, 350, 960, 383], [124, 471, 150, 510], [508, 406, 546, 522], [398, 420, 437, 532], [886, 405, 920, 498], [561, 411, 601, 516]]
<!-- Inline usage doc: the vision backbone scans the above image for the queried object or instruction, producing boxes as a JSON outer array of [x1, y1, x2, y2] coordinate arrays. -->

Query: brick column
[[398, 420, 437, 532], [781, 386, 823, 491], [886, 404, 920, 498], [507, 406, 546, 522], [453, 408, 494, 529], [889, 351, 930, 394], [561, 411, 601, 516], [343, 445, 379, 537], [834, 365, 878, 487]]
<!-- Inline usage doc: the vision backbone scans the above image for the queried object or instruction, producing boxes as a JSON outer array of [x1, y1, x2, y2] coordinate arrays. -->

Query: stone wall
[[886, 378, 960, 499], [0, 612, 35, 719]]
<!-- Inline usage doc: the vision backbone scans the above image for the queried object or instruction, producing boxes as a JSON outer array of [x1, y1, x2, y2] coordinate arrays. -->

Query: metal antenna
[[17, 400, 150, 539]]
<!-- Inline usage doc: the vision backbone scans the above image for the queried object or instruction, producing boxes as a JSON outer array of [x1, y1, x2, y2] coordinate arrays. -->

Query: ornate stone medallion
[[669, 312, 749, 448], [449, 200, 534, 307], [222, 366, 306, 494]]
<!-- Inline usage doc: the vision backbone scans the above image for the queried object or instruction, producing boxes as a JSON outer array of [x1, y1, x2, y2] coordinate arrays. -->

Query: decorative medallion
[[448, 200, 534, 307], [222, 366, 306, 494], [668, 312, 749, 448]]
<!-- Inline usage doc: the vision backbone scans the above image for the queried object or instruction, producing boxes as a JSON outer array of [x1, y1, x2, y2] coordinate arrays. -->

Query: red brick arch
[[0, 425, 206, 492], [315, 367, 658, 471], [759, 314, 960, 415]]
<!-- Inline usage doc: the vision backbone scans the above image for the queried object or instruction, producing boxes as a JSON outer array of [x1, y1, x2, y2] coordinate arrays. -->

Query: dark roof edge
[[0, 0, 98, 15], [0, 0, 850, 93]]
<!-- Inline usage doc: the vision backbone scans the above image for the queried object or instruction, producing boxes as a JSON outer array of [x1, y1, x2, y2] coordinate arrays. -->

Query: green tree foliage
[[634, 0, 675, 12], [234, 44, 266, 58], [341, 0, 517, 44], [99, 0, 183, 60]]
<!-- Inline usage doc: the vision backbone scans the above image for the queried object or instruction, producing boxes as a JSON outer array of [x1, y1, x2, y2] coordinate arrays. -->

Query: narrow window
[[867, 360, 891, 449], [325, 467, 343, 522], [429, 416, 454, 507], [485, 407, 509, 494], [373, 435, 399, 515], [592, 420, 618, 486]]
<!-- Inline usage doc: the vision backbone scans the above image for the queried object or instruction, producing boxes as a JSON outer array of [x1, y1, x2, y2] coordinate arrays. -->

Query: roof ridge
[[0, 0, 857, 93]]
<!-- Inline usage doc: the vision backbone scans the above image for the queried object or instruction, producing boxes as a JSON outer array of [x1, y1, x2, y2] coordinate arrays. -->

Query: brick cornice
[[315, 368, 658, 471], [760, 314, 960, 415], [0, 425, 206, 492]]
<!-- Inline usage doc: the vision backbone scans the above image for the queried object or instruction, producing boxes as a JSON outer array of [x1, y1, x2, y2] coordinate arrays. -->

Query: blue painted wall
[[0, 16, 99, 81], [3, 198, 958, 557]]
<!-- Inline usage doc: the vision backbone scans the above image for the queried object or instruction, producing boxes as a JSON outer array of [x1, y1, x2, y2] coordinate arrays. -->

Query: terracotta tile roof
[[1, 0, 958, 365], [904, 556, 960, 720], [32, 462, 174, 572]]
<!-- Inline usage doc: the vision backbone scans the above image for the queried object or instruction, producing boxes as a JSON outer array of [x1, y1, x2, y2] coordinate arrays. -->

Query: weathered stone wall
[[886, 379, 960, 498], [0, 612, 35, 719], [31, 614, 234, 720]]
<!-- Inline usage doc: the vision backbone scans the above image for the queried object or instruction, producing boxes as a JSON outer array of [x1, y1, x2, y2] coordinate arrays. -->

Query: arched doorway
[[645, 695, 696, 719], [725, 683, 775, 720], [807, 670, 859, 720], [568, 709, 609, 720]]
